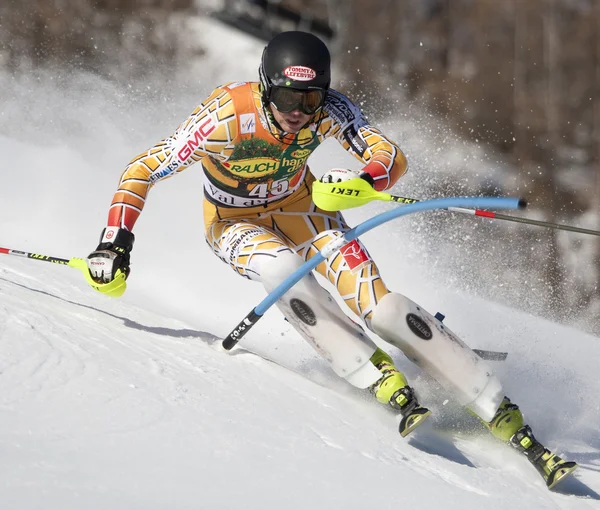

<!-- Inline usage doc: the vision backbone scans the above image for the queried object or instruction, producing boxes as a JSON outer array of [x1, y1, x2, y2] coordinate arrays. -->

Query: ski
[[473, 348, 507, 361], [544, 461, 578, 490]]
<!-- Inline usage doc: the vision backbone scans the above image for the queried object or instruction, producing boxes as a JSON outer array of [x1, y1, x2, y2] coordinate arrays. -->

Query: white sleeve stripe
[[117, 189, 147, 201], [109, 202, 143, 213], [372, 160, 390, 172], [121, 178, 149, 184]]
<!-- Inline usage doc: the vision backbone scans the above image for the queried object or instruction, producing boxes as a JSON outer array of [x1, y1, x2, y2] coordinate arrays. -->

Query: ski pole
[[0, 246, 127, 297], [0, 247, 71, 265], [312, 178, 600, 237], [386, 195, 600, 237], [444, 206, 600, 237], [222, 195, 524, 351]]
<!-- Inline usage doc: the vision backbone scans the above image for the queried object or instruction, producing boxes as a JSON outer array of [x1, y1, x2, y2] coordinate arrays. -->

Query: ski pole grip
[[222, 309, 262, 350]]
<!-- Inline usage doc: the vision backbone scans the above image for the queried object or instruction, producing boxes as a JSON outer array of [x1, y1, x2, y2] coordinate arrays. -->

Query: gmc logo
[[178, 118, 216, 161]]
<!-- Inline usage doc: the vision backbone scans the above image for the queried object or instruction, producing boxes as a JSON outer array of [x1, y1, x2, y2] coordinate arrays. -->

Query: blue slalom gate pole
[[222, 196, 524, 350]]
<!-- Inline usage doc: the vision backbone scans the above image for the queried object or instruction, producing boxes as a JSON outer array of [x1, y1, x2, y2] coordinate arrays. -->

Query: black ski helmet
[[259, 31, 331, 102]]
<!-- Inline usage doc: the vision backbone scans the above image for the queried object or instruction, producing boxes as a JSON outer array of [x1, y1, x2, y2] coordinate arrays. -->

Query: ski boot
[[484, 397, 577, 489], [370, 348, 431, 437], [485, 396, 525, 441], [510, 425, 578, 489]]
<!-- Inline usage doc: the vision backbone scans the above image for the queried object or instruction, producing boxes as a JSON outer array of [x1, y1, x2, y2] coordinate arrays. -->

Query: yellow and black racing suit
[[105, 81, 407, 326]]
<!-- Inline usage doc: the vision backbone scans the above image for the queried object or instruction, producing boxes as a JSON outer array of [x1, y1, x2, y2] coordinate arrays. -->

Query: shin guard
[[371, 292, 504, 421], [260, 251, 382, 389]]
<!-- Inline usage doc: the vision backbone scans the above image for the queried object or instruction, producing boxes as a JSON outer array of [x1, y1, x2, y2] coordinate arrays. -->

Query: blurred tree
[[0, 0, 194, 77], [334, 0, 600, 329]]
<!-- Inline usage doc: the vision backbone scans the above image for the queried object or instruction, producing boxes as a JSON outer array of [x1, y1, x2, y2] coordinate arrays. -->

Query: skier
[[86, 31, 576, 488]]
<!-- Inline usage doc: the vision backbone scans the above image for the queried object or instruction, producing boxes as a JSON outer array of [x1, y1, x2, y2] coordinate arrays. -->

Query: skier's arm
[[354, 124, 407, 191], [87, 86, 236, 285], [107, 86, 235, 231], [321, 91, 407, 191]]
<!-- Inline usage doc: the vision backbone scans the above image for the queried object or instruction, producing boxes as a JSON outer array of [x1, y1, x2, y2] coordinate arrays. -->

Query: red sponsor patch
[[283, 65, 317, 81], [341, 240, 369, 271]]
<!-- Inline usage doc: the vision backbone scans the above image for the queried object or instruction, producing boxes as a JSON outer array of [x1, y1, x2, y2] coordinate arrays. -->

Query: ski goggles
[[269, 86, 326, 115]]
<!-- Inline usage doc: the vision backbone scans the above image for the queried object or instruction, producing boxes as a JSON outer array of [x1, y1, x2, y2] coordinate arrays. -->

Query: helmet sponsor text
[[284, 66, 317, 81]]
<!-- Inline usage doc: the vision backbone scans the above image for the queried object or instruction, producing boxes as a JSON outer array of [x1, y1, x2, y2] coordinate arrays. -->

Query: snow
[[1, 15, 600, 510]]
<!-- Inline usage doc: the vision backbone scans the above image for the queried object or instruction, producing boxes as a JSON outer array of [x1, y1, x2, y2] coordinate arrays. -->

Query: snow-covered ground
[[1, 15, 599, 510]]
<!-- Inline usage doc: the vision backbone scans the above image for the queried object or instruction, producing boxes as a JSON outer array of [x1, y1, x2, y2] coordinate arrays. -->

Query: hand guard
[[87, 227, 135, 284], [320, 168, 375, 187]]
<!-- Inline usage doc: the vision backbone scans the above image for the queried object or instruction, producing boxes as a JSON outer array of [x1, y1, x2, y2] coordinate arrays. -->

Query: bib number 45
[[249, 178, 290, 198]]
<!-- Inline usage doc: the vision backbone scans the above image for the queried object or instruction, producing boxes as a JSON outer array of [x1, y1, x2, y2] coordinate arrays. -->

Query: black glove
[[87, 227, 135, 283]]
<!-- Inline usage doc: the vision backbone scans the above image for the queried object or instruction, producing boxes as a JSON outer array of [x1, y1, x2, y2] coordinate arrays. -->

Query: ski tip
[[547, 462, 578, 490], [399, 408, 432, 438], [473, 349, 508, 361]]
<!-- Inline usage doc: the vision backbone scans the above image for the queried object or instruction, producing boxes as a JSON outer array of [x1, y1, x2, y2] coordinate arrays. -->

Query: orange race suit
[[105, 81, 407, 325]]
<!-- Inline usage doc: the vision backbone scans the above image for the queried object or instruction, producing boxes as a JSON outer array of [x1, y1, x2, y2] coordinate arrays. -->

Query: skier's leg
[[205, 219, 382, 388], [268, 197, 430, 435], [282, 197, 502, 419], [370, 292, 505, 421], [296, 207, 503, 420]]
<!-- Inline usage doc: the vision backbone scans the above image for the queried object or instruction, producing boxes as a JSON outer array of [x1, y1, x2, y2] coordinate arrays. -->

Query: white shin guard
[[260, 252, 381, 389], [371, 293, 504, 421]]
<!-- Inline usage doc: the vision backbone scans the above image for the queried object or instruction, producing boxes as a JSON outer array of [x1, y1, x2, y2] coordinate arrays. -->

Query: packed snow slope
[[2, 255, 599, 510], [1, 17, 600, 510]]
